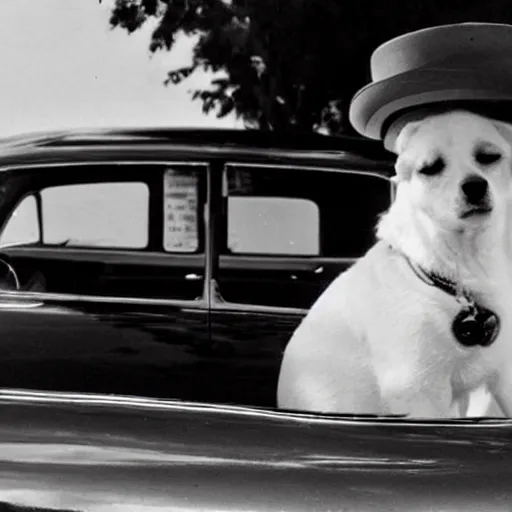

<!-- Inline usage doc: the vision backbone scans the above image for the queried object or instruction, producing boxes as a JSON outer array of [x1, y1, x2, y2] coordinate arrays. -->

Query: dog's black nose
[[461, 176, 488, 204]]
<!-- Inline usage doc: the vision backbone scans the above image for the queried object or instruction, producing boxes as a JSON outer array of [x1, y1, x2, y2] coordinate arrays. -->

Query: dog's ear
[[392, 120, 424, 183], [492, 119, 512, 146], [394, 120, 422, 155], [394, 158, 412, 183]]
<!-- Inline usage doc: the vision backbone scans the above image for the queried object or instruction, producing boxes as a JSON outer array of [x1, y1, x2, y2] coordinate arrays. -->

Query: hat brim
[[349, 68, 512, 140]]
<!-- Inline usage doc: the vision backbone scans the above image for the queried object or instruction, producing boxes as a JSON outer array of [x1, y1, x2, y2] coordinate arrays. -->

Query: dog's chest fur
[[309, 241, 512, 417]]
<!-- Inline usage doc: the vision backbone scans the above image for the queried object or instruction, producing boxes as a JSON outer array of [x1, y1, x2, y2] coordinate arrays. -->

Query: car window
[[0, 182, 149, 249], [42, 182, 149, 248], [0, 164, 207, 301], [1, 168, 205, 253], [218, 164, 392, 309], [225, 165, 391, 258], [228, 196, 319, 255], [0, 195, 40, 247]]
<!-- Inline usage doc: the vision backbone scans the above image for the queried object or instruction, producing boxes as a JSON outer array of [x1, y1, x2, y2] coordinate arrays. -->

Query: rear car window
[[0, 165, 207, 256], [0, 181, 149, 249], [42, 182, 149, 249]]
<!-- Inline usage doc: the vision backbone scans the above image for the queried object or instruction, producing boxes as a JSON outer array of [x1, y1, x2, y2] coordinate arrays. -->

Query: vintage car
[[2, 129, 512, 511], [0, 127, 394, 408]]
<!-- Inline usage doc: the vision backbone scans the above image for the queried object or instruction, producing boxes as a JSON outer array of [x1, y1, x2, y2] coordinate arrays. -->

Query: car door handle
[[185, 273, 203, 281], [291, 266, 323, 280]]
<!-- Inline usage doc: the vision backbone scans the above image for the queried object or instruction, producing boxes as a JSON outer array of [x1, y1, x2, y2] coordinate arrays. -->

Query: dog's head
[[393, 110, 512, 231]]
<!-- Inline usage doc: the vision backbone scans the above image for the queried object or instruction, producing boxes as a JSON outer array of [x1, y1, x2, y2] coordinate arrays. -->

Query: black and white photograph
[[1, 1, 512, 510]]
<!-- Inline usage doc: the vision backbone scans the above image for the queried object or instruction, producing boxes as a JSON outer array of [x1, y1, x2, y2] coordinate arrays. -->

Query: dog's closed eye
[[474, 149, 502, 166], [418, 156, 445, 176]]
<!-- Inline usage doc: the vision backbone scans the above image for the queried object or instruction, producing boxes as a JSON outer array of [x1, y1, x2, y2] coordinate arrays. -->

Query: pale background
[[0, 0, 241, 136]]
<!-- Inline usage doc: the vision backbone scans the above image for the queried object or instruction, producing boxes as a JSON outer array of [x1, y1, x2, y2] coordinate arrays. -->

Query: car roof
[[0, 127, 395, 171]]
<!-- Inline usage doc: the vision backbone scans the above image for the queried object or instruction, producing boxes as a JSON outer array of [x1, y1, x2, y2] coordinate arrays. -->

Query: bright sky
[[0, 0, 241, 137]]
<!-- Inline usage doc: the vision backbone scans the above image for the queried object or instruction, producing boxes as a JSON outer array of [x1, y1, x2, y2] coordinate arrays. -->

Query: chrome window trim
[[218, 254, 357, 270], [226, 161, 391, 179], [0, 160, 209, 172], [0, 289, 209, 309]]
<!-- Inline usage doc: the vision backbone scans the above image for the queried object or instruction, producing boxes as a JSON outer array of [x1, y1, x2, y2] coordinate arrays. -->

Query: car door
[[0, 160, 222, 403], [209, 161, 393, 408]]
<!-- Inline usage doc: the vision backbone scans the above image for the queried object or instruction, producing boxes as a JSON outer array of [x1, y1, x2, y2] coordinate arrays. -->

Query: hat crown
[[371, 23, 512, 82]]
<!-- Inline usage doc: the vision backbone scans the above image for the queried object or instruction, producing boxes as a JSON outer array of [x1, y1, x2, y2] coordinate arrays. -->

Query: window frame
[[0, 160, 211, 308], [211, 161, 393, 314]]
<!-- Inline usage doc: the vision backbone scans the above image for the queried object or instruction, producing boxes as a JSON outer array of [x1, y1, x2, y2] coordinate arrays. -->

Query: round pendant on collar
[[452, 304, 500, 347]]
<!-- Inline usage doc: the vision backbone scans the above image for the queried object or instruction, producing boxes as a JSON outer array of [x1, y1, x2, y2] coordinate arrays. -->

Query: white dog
[[278, 110, 512, 418]]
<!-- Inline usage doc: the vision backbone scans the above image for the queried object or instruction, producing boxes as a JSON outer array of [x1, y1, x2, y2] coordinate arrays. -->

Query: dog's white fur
[[277, 110, 512, 418]]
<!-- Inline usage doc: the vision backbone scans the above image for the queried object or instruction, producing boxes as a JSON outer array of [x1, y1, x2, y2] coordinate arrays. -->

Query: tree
[[109, 0, 512, 136]]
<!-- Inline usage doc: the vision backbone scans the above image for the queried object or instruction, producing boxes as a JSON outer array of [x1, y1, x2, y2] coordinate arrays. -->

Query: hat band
[[383, 100, 512, 151]]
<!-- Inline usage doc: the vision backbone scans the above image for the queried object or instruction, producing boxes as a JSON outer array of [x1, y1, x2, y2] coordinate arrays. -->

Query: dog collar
[[402, 254, 500, 348]]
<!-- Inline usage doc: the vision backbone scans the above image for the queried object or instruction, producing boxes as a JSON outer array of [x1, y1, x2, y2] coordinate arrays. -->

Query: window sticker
[[163, 169, 199, 252]]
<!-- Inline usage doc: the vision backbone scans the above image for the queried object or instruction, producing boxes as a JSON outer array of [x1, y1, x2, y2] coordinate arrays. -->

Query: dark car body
[[2, 130, 512, 511], [1, 389, 512, 511], [0, 128, 394, 409]]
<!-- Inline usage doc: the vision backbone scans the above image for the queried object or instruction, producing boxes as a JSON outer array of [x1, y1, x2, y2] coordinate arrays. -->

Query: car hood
[[1, 389, 512, 511]]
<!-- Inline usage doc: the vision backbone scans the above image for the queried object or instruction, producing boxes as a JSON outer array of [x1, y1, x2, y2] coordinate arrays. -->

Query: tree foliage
[[109, 0, 512, 135]]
